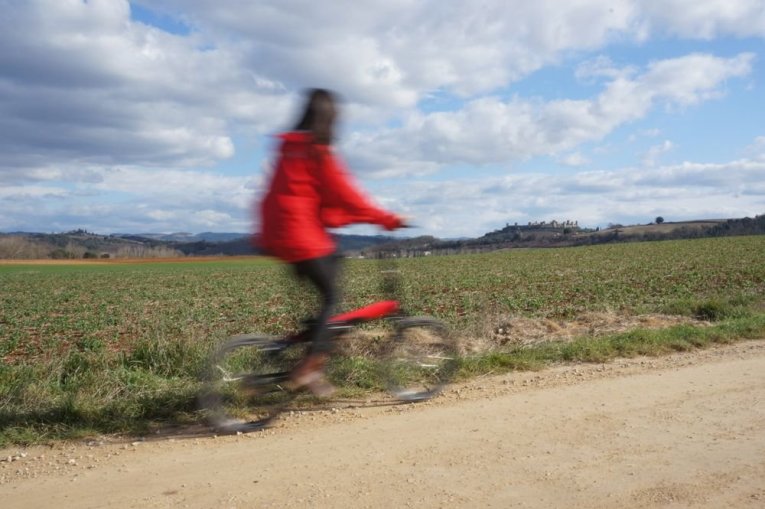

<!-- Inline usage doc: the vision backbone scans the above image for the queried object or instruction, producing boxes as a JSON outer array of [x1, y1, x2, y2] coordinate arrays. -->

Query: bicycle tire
[[384, 316, 458, 402], [198, 334, 306, 433]]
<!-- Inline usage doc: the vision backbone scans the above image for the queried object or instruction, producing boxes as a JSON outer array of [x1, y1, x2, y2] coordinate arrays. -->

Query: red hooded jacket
[[258, 132, 400, 263]]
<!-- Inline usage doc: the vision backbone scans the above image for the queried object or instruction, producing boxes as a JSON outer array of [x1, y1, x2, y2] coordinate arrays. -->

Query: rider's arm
[[316, 147, 401, 230]]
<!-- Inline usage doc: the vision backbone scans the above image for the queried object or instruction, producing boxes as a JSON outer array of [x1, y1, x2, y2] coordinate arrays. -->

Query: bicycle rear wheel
[[384, 317, 458, 402], [198, 334, 305, 433]]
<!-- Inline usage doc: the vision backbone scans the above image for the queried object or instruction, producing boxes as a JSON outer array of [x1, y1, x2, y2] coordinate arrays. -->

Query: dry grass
[[335, 323, 449, 358], [334, 328, 392, 357], [463, 311, 710, 353]]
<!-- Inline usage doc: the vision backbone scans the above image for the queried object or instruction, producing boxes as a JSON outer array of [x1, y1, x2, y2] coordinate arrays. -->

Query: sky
[[1, 0, 764, 238]]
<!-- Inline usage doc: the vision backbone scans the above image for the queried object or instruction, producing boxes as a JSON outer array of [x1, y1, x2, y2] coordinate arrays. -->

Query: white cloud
[[0, 0, 292, 176], [745, 136, 765, 160], [145, 0, 640, 100], [3, 154, 763, 237], [0, 1, 758, 182], [194, 209, 235, 227], [0, 164, 261, 233], [639, 0, 765, 39], [344, 53, 753, 176], [558, 152, 591, 167], [1, 0, 764, 236], [376, 158, 765, 236], [0, 185, 69, 201], [576, 56, 637, 83], [642, 140, 675, 166], [638, 53, 754, 107], [138, 0, 763, 105], [90, 167, 260, 211]]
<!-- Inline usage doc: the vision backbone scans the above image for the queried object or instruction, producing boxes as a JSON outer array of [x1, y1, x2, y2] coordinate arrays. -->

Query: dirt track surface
[[3, 341, 765, 508]]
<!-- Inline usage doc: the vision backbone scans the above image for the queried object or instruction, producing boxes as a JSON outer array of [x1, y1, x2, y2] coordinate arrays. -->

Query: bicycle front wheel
[[384, 317, 458, 402], [198, 334, 303, 433]]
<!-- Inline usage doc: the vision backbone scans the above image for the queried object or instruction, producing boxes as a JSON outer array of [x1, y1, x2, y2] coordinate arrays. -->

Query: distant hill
[[1, 215, 763, 260], [362, 215, 765, 257], [113, 232, 247, 243], [0, 229, 398, 259], [0, 230, 183, 259]]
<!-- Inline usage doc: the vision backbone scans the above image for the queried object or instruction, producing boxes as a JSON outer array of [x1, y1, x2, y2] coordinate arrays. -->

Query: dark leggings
[[292, 252, 342, 355]]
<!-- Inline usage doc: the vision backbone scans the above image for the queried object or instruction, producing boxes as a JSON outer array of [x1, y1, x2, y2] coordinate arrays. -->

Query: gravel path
[[3, 340, 764, 508]]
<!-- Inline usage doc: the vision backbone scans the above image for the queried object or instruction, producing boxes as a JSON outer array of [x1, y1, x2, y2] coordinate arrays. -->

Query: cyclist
[[257, 88, 405, 397]]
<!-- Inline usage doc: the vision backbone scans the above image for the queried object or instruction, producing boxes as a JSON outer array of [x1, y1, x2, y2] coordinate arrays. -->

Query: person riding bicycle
[[257, 88, 405, 397]]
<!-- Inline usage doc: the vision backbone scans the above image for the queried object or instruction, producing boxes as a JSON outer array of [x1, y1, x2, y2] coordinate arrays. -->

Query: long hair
[[293, 88, 337, 145]]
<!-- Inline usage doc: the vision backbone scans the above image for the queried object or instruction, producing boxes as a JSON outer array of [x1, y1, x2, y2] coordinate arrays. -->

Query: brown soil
[[3, 340, 764, 508]]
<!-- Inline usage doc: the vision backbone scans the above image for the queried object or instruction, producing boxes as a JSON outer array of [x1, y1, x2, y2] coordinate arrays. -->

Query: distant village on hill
[[503, 220, 580, 230], [0, 215, 763, 260]]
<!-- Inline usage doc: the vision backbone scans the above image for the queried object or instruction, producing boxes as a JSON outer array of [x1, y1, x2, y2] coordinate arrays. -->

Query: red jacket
[[258, 131, 400, 263]]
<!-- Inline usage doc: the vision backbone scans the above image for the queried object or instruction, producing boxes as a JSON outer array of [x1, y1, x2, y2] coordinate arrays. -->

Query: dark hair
[[294, 88, 337, 145]]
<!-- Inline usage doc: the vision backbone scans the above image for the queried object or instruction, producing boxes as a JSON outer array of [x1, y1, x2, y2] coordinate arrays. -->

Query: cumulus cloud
[[1, 0, 763, 235], [344, 53, 753, 176], [638, 0, 765, 39], [642, 140, 675, 166], [143, 0, 639, 100], [376, 158, 765, 237], [745, 136, 765, 160], [139, 0, 763, 104], [0, 163, 261, 233], [576, 56, 637, 83], [558, 153, 591, 167], [0, 0, 292, 178], [0, 1, 757, 182]]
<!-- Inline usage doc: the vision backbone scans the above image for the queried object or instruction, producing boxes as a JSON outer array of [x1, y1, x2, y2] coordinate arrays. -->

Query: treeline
[[172, 237, 256, 256], [579, 215, 765, 246], [0, 234, 183, 260], [706, 215, 765, 236]]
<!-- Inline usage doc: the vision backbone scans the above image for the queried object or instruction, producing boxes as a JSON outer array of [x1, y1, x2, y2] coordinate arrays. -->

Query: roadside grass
[[7, 297, 762, 447], [0, 360, 202, 444], [2, 236, 765, 446], [458, 298, 765, 376]]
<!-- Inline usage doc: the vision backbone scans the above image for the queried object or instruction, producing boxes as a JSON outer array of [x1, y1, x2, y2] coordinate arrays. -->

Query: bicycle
[[198, 256, 458, 433]]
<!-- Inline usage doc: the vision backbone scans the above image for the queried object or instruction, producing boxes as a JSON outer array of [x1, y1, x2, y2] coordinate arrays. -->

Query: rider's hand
[[382, 214, 407, 231]]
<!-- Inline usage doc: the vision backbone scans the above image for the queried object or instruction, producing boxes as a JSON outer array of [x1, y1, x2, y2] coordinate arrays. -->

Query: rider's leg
[[289, 252, 342, 396], [293, 252, 342, 354]]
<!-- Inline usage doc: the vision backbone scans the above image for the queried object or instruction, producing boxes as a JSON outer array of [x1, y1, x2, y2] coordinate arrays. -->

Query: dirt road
[[3, 341, 764, 508]]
